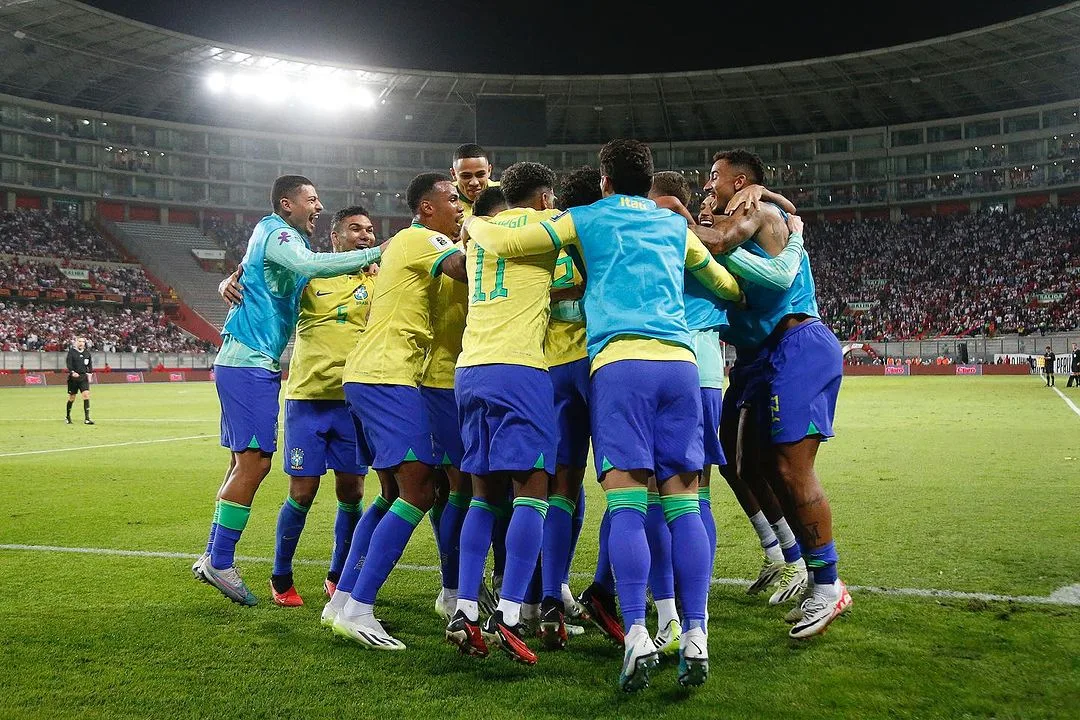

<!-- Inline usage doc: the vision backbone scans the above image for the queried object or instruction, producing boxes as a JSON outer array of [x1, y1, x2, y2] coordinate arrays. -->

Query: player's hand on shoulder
[[725, 184, 765, 215], [786, 213, 804, 237]]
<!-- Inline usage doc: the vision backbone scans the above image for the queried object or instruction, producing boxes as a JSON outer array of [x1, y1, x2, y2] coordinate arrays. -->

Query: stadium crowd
[[0, 302, 214, 353], [809, 206, 1080, 340], [0, 209, 124, 261], [0, 258, 159, 297]]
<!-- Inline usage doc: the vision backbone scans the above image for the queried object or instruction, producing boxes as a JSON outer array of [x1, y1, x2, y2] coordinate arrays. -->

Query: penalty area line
[[0, 434, 218, 458], [0, 543, 1077, 607]]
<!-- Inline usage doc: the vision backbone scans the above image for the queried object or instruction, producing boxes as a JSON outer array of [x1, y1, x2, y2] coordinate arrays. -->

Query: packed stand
[[809, 206, 1080, 340], [0, 302, 214, 353], [0, 258, 159, 297], [0, 209, 124, 261]]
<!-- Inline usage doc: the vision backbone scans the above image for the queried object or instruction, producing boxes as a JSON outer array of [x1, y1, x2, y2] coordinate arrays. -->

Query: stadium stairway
[[103, 221, 229, 343]]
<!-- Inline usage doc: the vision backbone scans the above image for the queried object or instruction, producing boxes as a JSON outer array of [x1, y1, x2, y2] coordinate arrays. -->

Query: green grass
[[1, 377, 1078, 719]]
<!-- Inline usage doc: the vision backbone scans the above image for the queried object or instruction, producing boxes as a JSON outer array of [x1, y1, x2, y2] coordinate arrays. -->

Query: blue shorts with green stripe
[[455, 364, 556, 476], [215, 364, 280, 453], [343, 382, 437, 469]]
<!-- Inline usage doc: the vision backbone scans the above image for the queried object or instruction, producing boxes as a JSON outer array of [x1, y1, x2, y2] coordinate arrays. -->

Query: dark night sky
[[82, 0, 1070, 75]]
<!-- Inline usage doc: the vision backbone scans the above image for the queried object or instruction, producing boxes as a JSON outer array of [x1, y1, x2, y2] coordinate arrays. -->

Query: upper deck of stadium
[[0, 0, 1078, 145]]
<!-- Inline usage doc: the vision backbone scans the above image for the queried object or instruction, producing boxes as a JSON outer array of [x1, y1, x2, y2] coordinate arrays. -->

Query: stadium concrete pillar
[[1049, 191, 1059, 207], [161, 207, 169, 226], [970, 199, 979, 213], [889, 206, 901, 222], [3, 190, 13, 211]]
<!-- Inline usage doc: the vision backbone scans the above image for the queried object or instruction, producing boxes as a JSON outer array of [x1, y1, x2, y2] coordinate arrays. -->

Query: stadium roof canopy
[[0, 0, 1078, 145]]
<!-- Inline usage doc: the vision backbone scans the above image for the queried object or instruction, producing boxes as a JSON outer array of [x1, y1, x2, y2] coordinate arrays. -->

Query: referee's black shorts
[[67, 375, 89, 394]]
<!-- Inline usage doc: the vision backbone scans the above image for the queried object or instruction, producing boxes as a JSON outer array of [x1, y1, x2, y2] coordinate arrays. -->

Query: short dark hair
[[472, 186, 508, 217], [557, 166, 602, 210], [712, 149, 765, 185], [599, 139, 654, 197], [406, 172, 452, 214], [650, 170, 692, 207], [332, 205, 372, 233], [271, 175, 313, 213], [499, 161, 556, 207], [454, 143, 489, 162]]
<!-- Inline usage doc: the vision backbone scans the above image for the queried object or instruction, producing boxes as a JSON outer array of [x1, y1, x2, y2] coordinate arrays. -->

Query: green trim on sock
[[805, 558, 830, 569], [337, 501, 362, 514], [698, 486, 711, 503], [646, 491, 661, 507], [216, 499, 251, 531], [211, 502, 220, 525], [373, 495, 392, 512], [448, 491, 470, 509], [429, 502, 444, 526], [513, 496, 549, 519], [548, 494, 576, 515], [605, 486, 647, 514], [388, 498, 425, 527], [468, 498, 498, 513], [285, 496, 310, 514], [660, 493, 700, 523]]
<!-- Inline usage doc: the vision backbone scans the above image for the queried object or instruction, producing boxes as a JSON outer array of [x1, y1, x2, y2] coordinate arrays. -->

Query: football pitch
[[1, 377, 1078, 719]]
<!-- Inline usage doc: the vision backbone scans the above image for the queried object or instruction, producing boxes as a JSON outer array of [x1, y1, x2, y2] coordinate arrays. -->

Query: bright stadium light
[[207, 72, 227, 94], [354, 87, 376, 109]]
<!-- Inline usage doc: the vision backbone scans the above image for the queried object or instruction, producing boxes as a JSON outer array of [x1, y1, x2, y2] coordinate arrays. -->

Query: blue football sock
[[662, 493, 711, 631], [525, 556, 543, 605], [593, 509, 615, 593], [203, 502, 219, 555], [336, 495, 390, 595], [350, 499, 424, 605], [542, 494, 575, 600], [328, 501, 362, 580], [210, 499, 250, 570], [563, 484, 586, 586], [606, 487, 649, 632], [272, 496, 310, 577], [699, 488, 717, 576], [438, 491, 469, 592], [457, 498, 497, 602], [499, 497, 548, 605], [491, 499, 511, 580], [805, 541, 840, 585], [645, 491, 675, 601]]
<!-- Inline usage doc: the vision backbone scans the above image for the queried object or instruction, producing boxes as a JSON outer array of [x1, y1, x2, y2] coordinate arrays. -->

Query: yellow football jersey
[[544, 251, 588, 367], [286, 273, 375, 400], [342, 223, 463, 387], [421, 247, 469, 389], [458, 207, 559, 370], [458, 179, 500, 218]]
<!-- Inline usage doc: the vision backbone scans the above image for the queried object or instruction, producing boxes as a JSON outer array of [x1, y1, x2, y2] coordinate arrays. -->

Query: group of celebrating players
[[190, 139, 849, 693]]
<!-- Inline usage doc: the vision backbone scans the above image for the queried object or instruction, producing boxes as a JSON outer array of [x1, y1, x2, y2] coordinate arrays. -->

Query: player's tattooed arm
[[691, 204, 764, 255]]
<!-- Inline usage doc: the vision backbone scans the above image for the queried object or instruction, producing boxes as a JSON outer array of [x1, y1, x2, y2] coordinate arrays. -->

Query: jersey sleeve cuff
[[540, 221, 563, 251], [430, 247, 462, 277], [687, 257, 710, 272]]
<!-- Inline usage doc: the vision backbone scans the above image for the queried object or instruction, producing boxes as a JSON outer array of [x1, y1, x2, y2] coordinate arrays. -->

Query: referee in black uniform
[[1042, 345, 1056, 388], [66, 337, 95, 425], [1067, 342, 1080, 388]]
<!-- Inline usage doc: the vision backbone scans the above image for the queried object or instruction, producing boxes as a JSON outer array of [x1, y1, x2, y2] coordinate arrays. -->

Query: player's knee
[[289, 478, 320, 507]]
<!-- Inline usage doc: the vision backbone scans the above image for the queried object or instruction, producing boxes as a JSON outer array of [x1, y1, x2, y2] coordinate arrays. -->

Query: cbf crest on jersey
[[289, 447, 305, 470], [354, 284, 369, 302]]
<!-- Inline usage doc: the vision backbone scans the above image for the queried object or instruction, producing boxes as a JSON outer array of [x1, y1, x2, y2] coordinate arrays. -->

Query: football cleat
[[478, 579, 499, 617], [201, 563, 258, 606], [434, 589, 456, 621], [578, 582, 624, 645], [619, 625, 660, 693], [769, 559, 808, 606], [677, 626, 709, 687], [539, 597, 568, 651], [65, 417, 72, 425], [747, 554, 786, 595], [191, 553, 209, 583], [332, 614, 406, 651], [482, 611, 537, 665], [652, 618, 681, 655], [564, 595, 591, 624], [84, 419, 95, 425], [270, 582, 304, 608], [566, 622, 585, 637], [323, 578, 337, 598], [789, 582, 852, 639], [785, 582, 815, 623], [445, 610, 488, 657]]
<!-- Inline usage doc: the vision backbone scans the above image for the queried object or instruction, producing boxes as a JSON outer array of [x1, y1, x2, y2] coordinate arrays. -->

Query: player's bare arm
[[438, 250, 468, 283], [725, 184, 798, 216]]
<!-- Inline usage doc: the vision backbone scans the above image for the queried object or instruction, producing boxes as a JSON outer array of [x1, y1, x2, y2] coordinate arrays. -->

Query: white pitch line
[[1, 543, 1077, 607], [1052, 386, 1080, 418], [0, 434, 217, 458]]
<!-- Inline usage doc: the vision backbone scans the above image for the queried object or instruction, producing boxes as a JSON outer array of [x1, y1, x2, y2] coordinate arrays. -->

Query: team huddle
[[190, 139, 849, 693]]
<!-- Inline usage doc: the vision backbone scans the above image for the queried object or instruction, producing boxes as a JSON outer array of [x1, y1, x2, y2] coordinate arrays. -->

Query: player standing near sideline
[[193, 176, 385, 608], [463, 139, 745, 691], [692, 149, 850, 639], [445, 161, 561, 665], [65, 336, 94, 425], [1043, 345, 1056, 387], [328, 173, 468, 650], [1067, 343, 1080, 388]]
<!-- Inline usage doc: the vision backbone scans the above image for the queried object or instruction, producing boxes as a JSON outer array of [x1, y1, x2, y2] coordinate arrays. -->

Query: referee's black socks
[[83, 399, 90, 420], [66, 400, 73, 420]]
